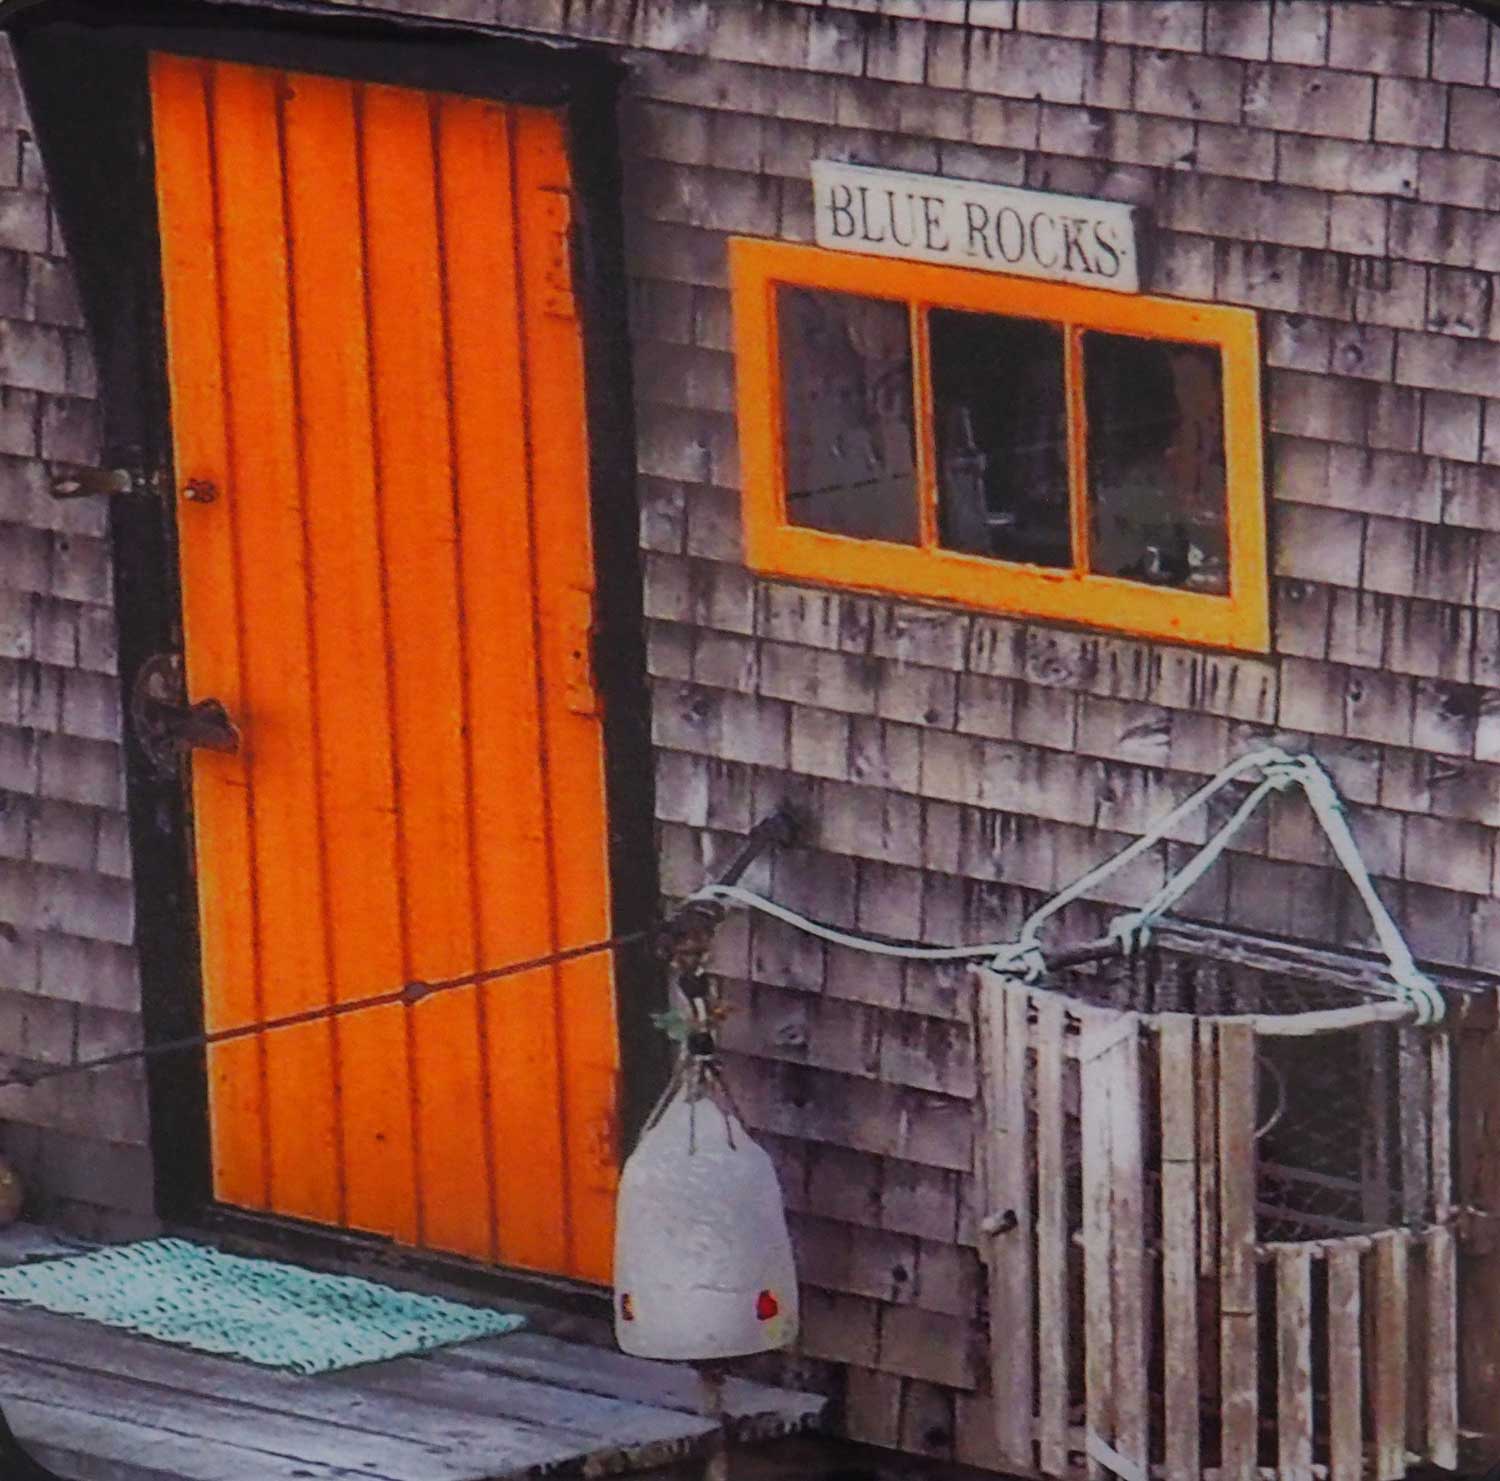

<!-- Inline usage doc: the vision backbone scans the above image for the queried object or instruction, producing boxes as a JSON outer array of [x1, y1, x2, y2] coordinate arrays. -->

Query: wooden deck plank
[[0, 1353, 481, 1481], [332, 1356, 721, 1474], [0, 1305, 602, 1470], [6, 1394, 391, 1481], [433, 1333, 826, 1438], [0, 1244, 826, 1481]]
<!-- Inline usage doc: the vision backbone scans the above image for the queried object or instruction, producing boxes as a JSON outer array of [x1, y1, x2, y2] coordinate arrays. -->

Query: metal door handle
[[131, 652, 239, 777]]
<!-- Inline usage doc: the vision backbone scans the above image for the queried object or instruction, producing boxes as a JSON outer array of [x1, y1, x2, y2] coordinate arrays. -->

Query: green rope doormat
[[0, 1237, 525, 1374]]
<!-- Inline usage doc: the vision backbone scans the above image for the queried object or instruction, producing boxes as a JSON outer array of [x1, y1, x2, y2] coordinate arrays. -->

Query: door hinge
[[49, 464, 165, 500], [561, 586, 600, 717], [539, 187, 577, 320], [131, 652, 240, 779]]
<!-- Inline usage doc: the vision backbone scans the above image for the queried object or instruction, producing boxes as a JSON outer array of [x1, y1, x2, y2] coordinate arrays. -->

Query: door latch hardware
[[48, 465, 163, 500], [131, 652, 240, 778], [182, 478, 218, 504]]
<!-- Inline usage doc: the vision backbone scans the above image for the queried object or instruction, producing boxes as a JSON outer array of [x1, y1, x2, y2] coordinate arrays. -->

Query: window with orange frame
[[730, 237, 1270, 653]]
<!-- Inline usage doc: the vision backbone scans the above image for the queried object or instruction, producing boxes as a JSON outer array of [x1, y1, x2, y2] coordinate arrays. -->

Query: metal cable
[[0, 930, 650, 1093]]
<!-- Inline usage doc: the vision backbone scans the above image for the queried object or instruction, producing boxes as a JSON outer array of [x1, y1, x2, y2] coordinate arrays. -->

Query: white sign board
[[811, 160, 1142, 294]]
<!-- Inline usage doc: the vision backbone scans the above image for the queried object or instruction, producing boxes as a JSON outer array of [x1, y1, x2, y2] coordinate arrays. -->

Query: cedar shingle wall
[[0, 36, 152, 1239], [5, 0, 1500, 1457], [478, 0, 1500, 1460]]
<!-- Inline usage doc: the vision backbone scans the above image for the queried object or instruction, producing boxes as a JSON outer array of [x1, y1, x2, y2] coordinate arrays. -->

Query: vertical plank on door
[[435, 94, 569, 1275], [1373, 1229, 1410, 1481], [1276, 1245, 1314, 1481], [1109, 1018, 1147, 1478], [280, 68, 415, 1244], [149, 54, 268, 1212], [1158, 1015, 1199, 1481], [1218, 1020, 1258, 1481], [1327, 1242, 1364, 1481], [360, 82, 491, 1259], [209, 59, 339, 1223], [513, 107, 620, 1283], [1034, 996, 1069, 1479]]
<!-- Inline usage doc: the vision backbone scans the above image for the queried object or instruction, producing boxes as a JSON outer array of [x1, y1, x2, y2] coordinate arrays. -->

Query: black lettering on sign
[[921, 195, 949, 253], [885, 189, 915, 249], [1029, 211, 1059, 268], [995, 206, 1026, 264], [964, 200, 993, 259], [1062, 216, 1095, 274], [1093, 220, 1122, 278], [855, 186, 884, 243], [827, 183, 858, 240]]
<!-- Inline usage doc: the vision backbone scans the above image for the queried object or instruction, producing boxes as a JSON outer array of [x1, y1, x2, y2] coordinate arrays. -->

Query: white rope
[[1014, 747, 1296, 954], [687, 749, 1444, 1025], [1102, 753, 1444, 1026], [689, 883, 1019, 963]]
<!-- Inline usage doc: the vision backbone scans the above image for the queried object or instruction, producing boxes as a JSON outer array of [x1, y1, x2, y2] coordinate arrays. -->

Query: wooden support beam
[[1109, 1019, 1147, 1479], [1218, 1022, 1258, 1481], [1000, 987, 1035, 1471], [1034, 996, 1069, 1480], [1197, 1020, 1219, 1279], [1456, 995, 1500, 1461], [1425, 1223, 1459, 1471], [1326, 1242, 1364, 1481], [975, 981, 1033, 1475], [1372, 1229, 1410, 1481], [1158, 1016, 1199, 1481], [1275, 1246, 1314, 1481], [1080, 1016, 1125, 1481]]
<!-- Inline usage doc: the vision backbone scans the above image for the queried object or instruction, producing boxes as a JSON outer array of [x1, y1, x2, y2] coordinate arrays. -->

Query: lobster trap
[[973, 752, 1464, 1481]]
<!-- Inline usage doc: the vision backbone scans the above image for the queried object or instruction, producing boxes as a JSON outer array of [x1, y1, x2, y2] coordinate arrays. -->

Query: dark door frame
[[2, 0, 667, 1270]]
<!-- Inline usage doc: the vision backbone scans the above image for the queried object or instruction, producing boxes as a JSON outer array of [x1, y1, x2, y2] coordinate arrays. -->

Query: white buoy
[[613, 1082, 798, 1361]]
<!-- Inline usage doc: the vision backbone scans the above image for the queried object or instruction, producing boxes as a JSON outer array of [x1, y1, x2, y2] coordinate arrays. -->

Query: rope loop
[[683, 749, 1444, 1026]]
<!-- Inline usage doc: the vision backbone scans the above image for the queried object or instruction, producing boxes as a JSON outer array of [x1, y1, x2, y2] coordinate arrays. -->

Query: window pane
[[1084, 333, 1230, 594], [929, 309, 1072, 569], [776, 286, 919, 544]]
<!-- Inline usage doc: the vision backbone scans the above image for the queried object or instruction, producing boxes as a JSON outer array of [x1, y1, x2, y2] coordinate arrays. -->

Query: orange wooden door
[[148, 53, 621, 1282]]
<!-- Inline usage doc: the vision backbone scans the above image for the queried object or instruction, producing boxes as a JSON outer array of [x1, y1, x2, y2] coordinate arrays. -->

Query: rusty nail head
[[183, 478, 218, 503]]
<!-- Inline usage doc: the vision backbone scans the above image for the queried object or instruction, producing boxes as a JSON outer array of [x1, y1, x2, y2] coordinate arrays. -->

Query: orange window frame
[[730, 237, 1270, 653]]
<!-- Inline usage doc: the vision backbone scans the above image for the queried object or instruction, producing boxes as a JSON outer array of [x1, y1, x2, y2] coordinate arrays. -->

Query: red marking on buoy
[[620, 1293, 635, 1321], [756, 1290, 779, 1321]]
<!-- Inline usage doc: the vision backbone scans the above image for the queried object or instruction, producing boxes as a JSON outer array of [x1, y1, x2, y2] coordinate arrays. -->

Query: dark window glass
[[776, 286, 919, 544], [1084, 333, 1230, 593], [929, 309, 1071, 569]]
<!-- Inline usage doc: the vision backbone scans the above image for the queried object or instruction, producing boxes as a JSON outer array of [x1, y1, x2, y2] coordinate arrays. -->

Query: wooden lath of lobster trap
[[971, 750, 1469, 1481]]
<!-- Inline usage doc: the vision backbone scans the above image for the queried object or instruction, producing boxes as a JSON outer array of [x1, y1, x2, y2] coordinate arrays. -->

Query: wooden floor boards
[[0, 1227, 825, 1481]]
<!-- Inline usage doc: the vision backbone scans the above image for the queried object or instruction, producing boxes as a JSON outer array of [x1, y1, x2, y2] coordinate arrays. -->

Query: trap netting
[[1030, 923, 1446, 1246], [971, 750, 1462, 1481]]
